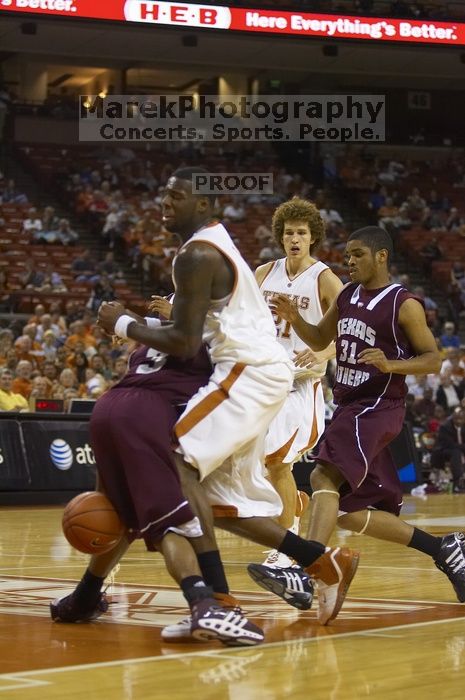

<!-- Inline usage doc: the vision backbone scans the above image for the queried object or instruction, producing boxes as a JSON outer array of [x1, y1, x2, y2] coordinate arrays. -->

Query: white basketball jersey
[[259, 257, 329, 378], [178, 223, 291, 367]]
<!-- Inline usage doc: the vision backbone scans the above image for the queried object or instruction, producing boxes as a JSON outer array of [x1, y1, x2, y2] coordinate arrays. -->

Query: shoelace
[[262, 549, 280, 563]]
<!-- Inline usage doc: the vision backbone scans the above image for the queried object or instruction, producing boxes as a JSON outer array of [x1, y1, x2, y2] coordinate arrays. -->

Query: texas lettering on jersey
[[337, 317, 376, 346]]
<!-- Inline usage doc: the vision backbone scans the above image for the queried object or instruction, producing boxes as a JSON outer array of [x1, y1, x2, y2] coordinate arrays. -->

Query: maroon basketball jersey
[[115, 344, 212, 393], [333, 283, 419, 404]]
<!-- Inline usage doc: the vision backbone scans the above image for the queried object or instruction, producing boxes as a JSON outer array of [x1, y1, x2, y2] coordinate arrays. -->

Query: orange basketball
[[62, 491, 125, 555]]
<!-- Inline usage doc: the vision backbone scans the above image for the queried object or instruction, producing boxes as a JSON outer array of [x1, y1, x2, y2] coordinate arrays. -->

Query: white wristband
[[114, 314, 136, 339], [144, 316, 162, 329]]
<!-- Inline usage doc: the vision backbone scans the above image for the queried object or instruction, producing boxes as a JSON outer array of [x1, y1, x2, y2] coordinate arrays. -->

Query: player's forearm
[[126, 321, 202, 359], [385, 351, 442, 376]]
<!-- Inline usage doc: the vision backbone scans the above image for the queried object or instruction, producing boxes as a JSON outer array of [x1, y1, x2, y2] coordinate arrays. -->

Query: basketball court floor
[[1, 494, 465, 699]]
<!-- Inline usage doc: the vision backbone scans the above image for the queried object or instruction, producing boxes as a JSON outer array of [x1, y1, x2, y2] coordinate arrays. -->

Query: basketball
[[62, 491, 125, 555]]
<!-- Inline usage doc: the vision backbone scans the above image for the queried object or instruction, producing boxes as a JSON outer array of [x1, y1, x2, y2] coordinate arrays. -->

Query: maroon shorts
[[90, 384, 196, 550], [313, 397, 405, 515]]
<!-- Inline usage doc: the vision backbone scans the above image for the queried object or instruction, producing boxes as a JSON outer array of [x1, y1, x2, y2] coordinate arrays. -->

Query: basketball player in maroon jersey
[[249, 226, 465, 608], [50, 340, 265, 646]]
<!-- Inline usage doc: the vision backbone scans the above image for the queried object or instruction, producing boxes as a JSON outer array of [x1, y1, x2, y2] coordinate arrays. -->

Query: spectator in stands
[[257, 235, 282, 264], [36, 314, 61, 342], [86, 276, 116, 313], [87, 190, 109, 233], [368, 185, 387, 213], [378, 197, 400, 233], [436, 370, 463, 414], [67, 320, 96, 351], [38, 264, 68, 293], [84, 369, 107, 398], [49, 301, 68, 334], [428, 404, 447, 434], [430, 408, 465, 493], [41, 330, 58, 362], [52, 367, 78, 400], [12, 360, 33, 399], [254, 222, 272, 244], [3, 348, 18, 374], [22, 207, 42, 235], [22, 323, 44, 362], [63, 387, 80, 412], [419, 236, 443, 275], [413, 285, 439, 333], [14, 335, 36, 366], [71, 249, 98, 282], [42, 360, 59, 388], [52, 218, 78, 246], [427, 189, 448, 212], [402, 187, 427, 222], [89, 353, 112, 381], [38, 206, 59, 238], [423, 207, 448, 233], [0, 368, 29, 412], [75, 184, 95, 216], [97, 252, 124, 282], [101, 202, 122, 247], [0, 179, 28, 205], [440, 322, 461, 350], [71, 351, 89, 384], [441, 348, 465, 387], [29, 375, 52, 402], [0, 329, 14, 367], [445, 208, 464, 232], [0, 270, 15, 312], [377, 159, 406, 184], [222, 200, 246, 222], [319, 201, 344, 234], [19, 260, 45, 290], [112, 355, 128, 382], [414, 387, 437, 429]]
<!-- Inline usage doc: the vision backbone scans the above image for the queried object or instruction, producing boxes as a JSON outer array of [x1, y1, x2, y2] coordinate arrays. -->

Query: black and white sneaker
[[247, 563, 314, 610], [435, 532, 465, 603], [190, 598, 264, 646]]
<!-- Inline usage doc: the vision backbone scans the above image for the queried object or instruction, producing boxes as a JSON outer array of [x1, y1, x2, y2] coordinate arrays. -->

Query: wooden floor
[[1, 494, 465, 699]]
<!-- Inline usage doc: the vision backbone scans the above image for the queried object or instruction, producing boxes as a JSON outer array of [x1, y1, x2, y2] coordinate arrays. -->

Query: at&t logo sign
[[49, 439, 95, 470]]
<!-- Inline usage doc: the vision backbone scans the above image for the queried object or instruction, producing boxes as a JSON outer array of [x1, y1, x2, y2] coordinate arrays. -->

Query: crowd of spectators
[[0, 301, 134, 414]]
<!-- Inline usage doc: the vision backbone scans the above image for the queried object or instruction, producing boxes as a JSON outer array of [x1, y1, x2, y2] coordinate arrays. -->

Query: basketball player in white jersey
[[99, 168, 359, 628], [256, 198, 343, 568]]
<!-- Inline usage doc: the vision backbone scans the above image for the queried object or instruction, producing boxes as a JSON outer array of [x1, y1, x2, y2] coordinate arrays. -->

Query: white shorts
[[264, 377, 326, 467], [175, 360, 293, 518]]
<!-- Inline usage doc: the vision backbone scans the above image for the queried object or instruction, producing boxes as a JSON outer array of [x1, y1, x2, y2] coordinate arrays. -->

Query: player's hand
[[148, 295, 172, 320], [357, 348, 392, 373], [294, 348, 319, 368], [270, 293, 299, 324], [97, 301, 126, 335]]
